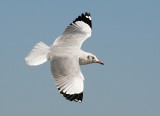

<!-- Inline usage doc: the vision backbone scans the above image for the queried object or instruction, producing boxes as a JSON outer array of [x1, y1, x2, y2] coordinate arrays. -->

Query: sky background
[[0, 0, 160, 116]]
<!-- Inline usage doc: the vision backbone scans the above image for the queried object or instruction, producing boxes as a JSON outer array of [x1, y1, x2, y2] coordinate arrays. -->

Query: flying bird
[[25, 12, 104, 103]]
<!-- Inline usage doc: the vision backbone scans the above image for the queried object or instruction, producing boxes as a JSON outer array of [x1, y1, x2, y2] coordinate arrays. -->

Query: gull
[[25, 12, 104, 103]]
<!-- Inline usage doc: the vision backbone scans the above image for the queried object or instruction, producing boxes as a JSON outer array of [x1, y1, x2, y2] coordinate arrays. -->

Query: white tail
[[25, 42, 49, 66]]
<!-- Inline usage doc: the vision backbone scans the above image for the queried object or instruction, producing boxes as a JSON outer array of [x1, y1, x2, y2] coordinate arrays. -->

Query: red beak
[[97, 61, 104, 65]]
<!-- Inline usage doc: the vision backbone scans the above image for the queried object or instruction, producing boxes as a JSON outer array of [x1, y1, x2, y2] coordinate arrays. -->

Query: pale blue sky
[[0, 0, 160, 116]]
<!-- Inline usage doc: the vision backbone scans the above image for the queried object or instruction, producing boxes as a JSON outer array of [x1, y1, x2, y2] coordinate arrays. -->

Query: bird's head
[[87, 54, 104, 65]]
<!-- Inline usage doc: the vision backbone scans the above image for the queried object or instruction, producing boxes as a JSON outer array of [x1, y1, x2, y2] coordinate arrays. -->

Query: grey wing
[[53, 12, 92, 48], [50, 56, 84, 102]]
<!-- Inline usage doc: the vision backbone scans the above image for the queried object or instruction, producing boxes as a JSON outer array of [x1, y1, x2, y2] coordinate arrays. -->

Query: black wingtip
[[71, 12, 92, 29], [59, 89, 83, 103]]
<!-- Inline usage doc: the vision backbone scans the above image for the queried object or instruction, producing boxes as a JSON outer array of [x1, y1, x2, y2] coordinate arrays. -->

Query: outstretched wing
[[53, 12, 92, 48], [50, 56, 84, 102]]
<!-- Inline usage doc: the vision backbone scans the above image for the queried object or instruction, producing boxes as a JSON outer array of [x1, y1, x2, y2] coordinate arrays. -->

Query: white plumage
[[25, 12, 103, 103]]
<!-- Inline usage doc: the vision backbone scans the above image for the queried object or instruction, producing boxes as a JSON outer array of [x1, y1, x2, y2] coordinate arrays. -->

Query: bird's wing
[[53, 12, 92, 48], [50, 56, 84, 102]]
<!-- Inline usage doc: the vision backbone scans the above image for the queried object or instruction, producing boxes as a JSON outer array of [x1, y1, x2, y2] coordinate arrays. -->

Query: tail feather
[[25, 42, 49, 66]]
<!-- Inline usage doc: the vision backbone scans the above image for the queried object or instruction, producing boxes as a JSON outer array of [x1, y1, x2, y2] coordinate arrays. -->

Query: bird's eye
[[92, 57, 95, 60]]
